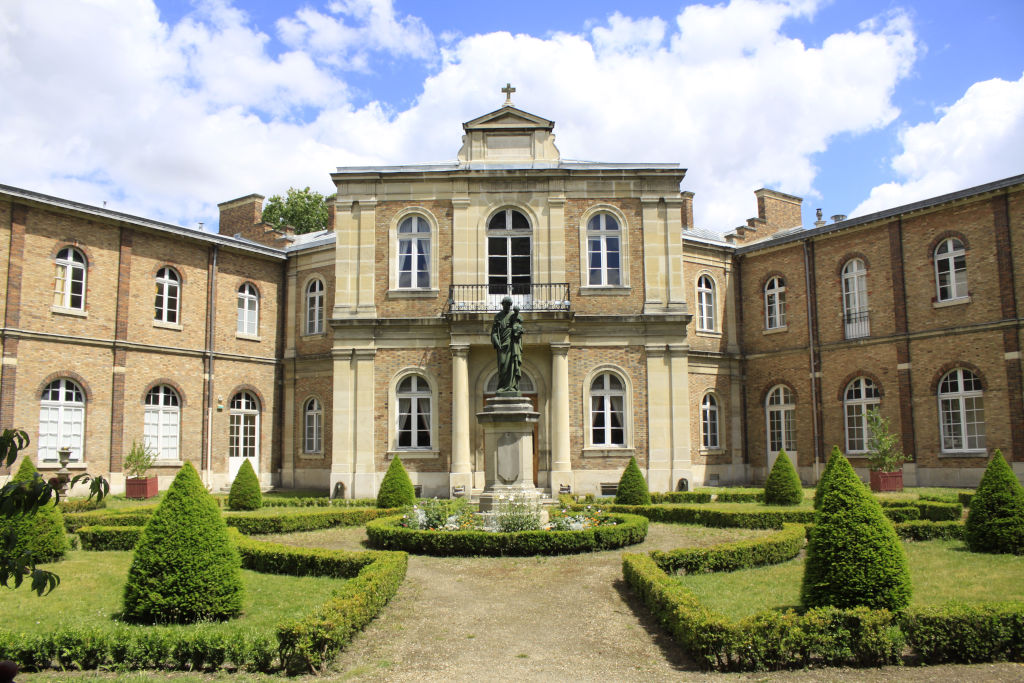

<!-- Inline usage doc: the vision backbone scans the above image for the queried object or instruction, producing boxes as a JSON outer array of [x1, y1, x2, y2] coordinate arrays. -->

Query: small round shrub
[[122, 462, 243, 624], [615, 456, 651, 506], [0, 457, 70, 563], [227, 459, 262, 511], [965, 449, 1024, 554], [377, 456, 415, 508], [764, 450, 803, 506], [814, 445, 854, 510], [801, 453, 911, 611]]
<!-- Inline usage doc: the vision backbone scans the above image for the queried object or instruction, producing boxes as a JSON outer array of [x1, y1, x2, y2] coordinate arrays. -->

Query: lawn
[[675, 539, 1024, 619], [0, 550, 344, 633]]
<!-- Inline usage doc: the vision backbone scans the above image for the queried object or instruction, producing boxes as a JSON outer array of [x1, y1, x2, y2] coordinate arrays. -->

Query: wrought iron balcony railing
[[844, 309, 870, 339], [446, 283, 571, 313]]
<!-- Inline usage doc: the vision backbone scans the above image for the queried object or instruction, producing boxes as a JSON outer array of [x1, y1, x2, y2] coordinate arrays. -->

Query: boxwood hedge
[[571, 503, 814, 529], [650, 523, 805, 575]]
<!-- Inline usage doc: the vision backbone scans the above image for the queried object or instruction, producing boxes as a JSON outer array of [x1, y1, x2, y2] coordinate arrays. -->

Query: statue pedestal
[[476, 394, 541, 512]]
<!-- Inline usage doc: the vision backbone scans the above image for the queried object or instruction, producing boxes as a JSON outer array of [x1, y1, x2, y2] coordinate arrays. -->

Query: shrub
[[650, 523, 806, 575], [123, 440, 157, 479], [227, 459, 262, 511], [650, 492, 712, 504], [0, 457, 70, 564], [865, 408, 906, 473], [376, 456, 415, 509], [964, 449, 1024, 554], [615, 457, 651, 505], [64, 508, 155, 533], [893, 520, 964, 541], [814, 446, 852, 510], [764, 451, 803, 506], [58, 498, 106, 513], [901, 602, 1024, 664], [801, 453, 911, 611], [882, 506, 921, 523], [224, 507, 396, 535], [77, 525, 143, 551], [122, 462, 244, 624], [573, 503, 813, 528]]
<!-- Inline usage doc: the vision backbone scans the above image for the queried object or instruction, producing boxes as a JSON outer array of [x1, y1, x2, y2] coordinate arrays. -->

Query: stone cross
[[501, 83, 516, 106]]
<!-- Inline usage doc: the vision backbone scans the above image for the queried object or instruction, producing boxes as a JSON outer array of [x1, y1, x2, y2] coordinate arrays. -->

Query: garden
[[1, 435, 1023, 680]]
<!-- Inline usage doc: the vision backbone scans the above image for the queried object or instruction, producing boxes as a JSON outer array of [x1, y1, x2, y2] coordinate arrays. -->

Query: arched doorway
[[484, 370, 539, 485]]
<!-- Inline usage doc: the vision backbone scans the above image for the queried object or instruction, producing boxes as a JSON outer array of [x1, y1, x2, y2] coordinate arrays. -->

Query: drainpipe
[[803, 240, 821, 482]]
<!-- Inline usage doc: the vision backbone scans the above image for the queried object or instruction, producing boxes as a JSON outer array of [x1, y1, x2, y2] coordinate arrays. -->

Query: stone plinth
[[476, 394, 541, 512]]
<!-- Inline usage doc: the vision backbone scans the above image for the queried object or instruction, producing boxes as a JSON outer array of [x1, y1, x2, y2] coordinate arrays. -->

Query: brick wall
[[374, 200, 452, 318], [564, 198, 645, 315]]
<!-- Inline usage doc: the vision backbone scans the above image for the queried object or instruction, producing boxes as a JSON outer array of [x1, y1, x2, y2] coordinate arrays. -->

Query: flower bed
[[366, 512, 648, 556]]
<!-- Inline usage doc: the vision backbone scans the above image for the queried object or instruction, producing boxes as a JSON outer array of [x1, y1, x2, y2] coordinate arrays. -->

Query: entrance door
[[487, 209, 532, 309], [228, 391, 260, 483], [484, 371, 538, 484]]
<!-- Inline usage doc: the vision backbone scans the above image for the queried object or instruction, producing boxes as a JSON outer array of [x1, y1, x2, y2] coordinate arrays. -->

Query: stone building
[[1, 99, 1021, 495]]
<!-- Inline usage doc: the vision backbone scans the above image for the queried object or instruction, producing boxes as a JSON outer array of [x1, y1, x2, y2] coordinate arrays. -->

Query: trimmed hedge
[[959, 492, 974, 508], [615, 456, 651, 505], [58, 498, 107, 513], [893, 520, 964, 542], [710, 491, 765, 503], [233, 531, 375, 579], [77, 525, 143, 551], [764, 451, 803, 506], [650, 491, 713, 504], [883, 506, 921, 523], [965, 449, 1024, 555], [901, 602, 1024, 664], [227, 459, 262, 511], [224, 507, 398, 535], [1, 458, 70, 563], [573, 503, 814, 529], [650, 523, 805, 575], [376, 456, 415, 509], [879, 499, 963, 521], [260, 497, 377, 508], [64, 508, 156, 533], [366, 513, 648, 556], [815, 446, 851, 510]]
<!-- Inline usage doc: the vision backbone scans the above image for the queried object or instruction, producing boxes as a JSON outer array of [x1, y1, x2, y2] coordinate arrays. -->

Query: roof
[[333, 160, 682, 175], [286, 229, 336, 252]]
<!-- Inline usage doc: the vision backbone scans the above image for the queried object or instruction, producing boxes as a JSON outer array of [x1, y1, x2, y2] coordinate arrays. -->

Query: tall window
[[586, 213, 621, 286], [397, 215, 431, 289], [935, 237, 967, 301], [144, 385, 180, 460], [305, 278, 324, 335], [396, 375, 431, 449], [844, 377, 880, 453], [842, 259, 869, 339], [701, 393, 720, 450], [154, 267, 180, 324], [237, 283, 258, 336], [487, 209, 531, 297], [303, 397, 322, 453], [696, 275, 716, 331], [764, 276, 786, 329], [38, 378, 84, 462], [229, 391, 259, 459], [766, 385, 796, 453], [590, 373, 626, 447], [938, 368, 985, 452], [53, 247, 86, 310]]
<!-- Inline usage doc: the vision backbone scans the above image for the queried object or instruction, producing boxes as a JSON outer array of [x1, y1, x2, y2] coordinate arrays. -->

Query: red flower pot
[[126, 476, 159, 499], [870, 469, 903, 493]]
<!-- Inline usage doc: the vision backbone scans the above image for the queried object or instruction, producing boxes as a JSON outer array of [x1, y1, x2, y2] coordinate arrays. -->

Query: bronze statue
[[491, 296, 524, 394]]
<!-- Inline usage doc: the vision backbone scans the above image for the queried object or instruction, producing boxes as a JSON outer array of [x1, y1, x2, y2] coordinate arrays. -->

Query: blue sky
[[1, 0, 1022, 233]]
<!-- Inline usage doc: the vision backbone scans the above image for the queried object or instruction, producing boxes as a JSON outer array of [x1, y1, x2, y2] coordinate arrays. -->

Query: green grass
[[675, 539, 1024, 619], [0, 550, 344, 633]]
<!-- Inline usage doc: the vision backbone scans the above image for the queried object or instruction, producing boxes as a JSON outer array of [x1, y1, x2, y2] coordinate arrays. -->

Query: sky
[[1, 0, 1022, 234]]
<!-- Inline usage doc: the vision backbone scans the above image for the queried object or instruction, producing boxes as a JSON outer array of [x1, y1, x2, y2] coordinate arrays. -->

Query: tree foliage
[[964, 449, 1024, 554], [261, 186, 331, 234], [122, 462, 243, 624], [0, 458, 70, 565], [802, 452, 912, 610], [615, 456, 651, 506], [377, 456, 416, 509], [228, 458, 262, 511], [866, 408, 906, 473], [764, 450, 803, 505]]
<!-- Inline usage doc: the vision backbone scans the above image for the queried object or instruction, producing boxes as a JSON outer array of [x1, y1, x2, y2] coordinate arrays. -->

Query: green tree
[[377, 456, 416, 508], [227, 458, 262, 511], [615, 457, 651, 505], [814, 445, 853, 510], [0, 458, 70, 565], [123, 462, 243, 624], [802, 452, 912, 610], [764, 450, 803, 505], [866, 408, 906, 472], [964, 449, 1024, 554], [261, 186, 332, 234]]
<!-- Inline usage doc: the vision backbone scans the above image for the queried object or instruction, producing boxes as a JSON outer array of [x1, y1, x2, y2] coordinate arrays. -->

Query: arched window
[[487, 209, 531, 298], [305, 278, 324, 335], [766, 385, 795, 453], [938, 368, 985, 452], [701, 393, 720, 450], [53, 247, 86, 310], [229, 391, 260, 460], [842, 259, 869, 339], [935, 237, 967, 301], [696, 275, 716, 331], [396, 375, 431, 449], [843, 377, 880, 453], [144, 385, 180, 460], [154, 267, 180, 324], [397, 215, 431, 289], [590, 373, 626, 447], [38, 378, 84, 462], [303, 397, 322, 453], [764, 276, 786, 329], [586, 213, 621, 286], [237, 283, 258, 336]]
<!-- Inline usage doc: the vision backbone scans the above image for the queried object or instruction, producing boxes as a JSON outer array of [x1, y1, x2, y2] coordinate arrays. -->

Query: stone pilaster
[[449, 344, 472, 495], [549, 342, 573, 493]]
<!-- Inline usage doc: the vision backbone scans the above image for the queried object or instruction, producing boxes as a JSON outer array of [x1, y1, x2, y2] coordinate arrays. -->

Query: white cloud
[[0, 0, 922, 233], [852, 72, 1024, 217]]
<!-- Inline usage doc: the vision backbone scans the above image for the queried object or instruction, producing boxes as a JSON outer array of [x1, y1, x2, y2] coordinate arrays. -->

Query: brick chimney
[[217, 194, 294, 247], [724, 188, 804, 244], [680, 191, 695, 230]]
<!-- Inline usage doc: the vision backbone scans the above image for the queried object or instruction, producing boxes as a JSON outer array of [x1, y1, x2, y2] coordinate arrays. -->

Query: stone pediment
[[462, 106, 554, 133], [458, 105, 560, 165]]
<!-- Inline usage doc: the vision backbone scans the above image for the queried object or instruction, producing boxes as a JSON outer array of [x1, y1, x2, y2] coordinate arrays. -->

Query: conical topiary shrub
[[615, 457, 651, 505], [801, 453, 912, 610], [227, 458, 262, 511], [814, 445, 854, 510], [764, 450, 803, 506], [0, 458, 69, 563], [965, 450, 1024, 554], [122, 462, 243, 624], [377, 456, 415, 508]]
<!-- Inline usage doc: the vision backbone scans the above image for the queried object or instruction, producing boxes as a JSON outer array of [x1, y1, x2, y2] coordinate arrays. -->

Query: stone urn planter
[[869, 469, 903, 493], [126, 476, 159, 499]]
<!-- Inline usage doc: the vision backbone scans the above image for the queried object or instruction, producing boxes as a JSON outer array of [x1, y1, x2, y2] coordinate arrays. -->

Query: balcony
[[844, 309, 870, 339], [446, 283, 571, 313]]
